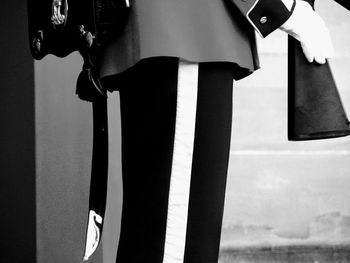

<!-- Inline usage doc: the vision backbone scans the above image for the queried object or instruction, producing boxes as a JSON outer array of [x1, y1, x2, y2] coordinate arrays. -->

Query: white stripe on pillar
[[162, 60, 199, 263]]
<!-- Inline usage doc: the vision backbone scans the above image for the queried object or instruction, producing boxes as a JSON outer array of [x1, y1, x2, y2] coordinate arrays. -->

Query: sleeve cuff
[[247, 0, 296, 37]]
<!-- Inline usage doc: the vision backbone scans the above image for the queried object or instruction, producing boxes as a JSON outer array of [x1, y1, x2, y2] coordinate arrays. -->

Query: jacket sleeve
[[231, 0, 296, 37]]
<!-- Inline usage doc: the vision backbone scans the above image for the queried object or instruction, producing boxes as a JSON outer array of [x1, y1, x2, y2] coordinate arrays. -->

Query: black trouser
[[105, 57, 234, 263]]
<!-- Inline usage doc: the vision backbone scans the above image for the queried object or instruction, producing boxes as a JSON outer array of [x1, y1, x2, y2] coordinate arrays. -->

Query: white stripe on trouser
[[162, 60, 199, 263]]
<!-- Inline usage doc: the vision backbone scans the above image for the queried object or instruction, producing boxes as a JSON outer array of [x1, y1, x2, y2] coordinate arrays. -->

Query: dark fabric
[[333, 0, 350, 11], [248, 0, 295, 37], [116, 57, 179, 262], [104, 57, 234, 262], [98, 0, 259, 80], [184, 62, 234, 263]]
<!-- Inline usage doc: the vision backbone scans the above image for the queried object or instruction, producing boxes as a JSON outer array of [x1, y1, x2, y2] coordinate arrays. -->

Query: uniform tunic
[[98, 0, 260, 81]]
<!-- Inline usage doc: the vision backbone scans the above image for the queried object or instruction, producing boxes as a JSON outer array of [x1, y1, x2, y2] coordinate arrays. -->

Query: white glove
[[280, 0, 334, 64]]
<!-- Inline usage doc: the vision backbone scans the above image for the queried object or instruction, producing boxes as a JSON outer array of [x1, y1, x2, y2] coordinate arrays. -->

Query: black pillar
[[0, 0, 36, 262]]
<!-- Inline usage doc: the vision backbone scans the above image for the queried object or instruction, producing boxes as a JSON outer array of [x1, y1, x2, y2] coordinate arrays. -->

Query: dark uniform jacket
[[98, 0, 295, 80]]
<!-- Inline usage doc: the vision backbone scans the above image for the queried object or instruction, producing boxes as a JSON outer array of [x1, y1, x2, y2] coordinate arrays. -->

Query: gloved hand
[[280, 0, 334, 64]]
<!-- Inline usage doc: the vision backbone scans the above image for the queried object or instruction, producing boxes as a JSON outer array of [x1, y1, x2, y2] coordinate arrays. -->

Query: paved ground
[[219, 244, 350, 263]]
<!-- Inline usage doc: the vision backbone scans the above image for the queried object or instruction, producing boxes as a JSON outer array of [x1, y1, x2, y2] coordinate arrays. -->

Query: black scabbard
[[287, 0, 350, 141], [82, 93, 109, 260], [89, 96, 109, 220]]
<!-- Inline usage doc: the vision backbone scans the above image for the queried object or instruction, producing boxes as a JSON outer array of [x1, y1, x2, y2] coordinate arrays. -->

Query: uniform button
[[260, 16, 268, 24]]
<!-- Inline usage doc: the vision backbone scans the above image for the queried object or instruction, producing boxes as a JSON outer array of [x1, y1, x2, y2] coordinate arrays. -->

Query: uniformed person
[[84, 0, 333, 262]]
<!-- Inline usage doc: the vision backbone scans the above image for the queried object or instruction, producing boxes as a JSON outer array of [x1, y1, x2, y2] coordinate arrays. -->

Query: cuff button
[[260, 16, 268, 24]]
